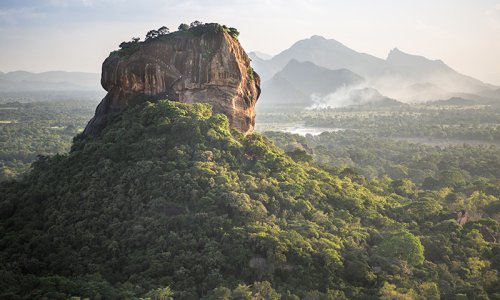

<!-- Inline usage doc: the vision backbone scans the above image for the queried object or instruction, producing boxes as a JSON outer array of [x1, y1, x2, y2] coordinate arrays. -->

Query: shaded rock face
[[84, 29, 260, 135]]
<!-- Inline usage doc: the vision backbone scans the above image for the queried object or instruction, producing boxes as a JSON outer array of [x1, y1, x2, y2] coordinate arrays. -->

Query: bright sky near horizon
[[1, 0, 500, 85]]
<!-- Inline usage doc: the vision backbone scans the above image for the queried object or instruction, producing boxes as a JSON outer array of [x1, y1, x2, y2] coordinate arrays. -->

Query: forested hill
[[1, 101, 499, 299]]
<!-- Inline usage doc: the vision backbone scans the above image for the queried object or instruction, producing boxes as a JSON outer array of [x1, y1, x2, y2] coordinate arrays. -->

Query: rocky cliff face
[[84, 25, 260, 135]]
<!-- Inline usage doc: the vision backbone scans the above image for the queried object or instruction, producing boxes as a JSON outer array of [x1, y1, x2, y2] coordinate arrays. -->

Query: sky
[[1, 0, 500, 85]]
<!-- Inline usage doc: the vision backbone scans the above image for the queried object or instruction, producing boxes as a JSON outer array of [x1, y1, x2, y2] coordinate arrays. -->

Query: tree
[[144, 286, 174, 300], [145, 29, 159, 41], [286, 149, 313, 163], [157, 26, 169, 36], [119, 37, 140, 49], [227, 27, 239, 39], [251, 282, 280, 300], [438, 168, 467, 187], [190, 20, 203, 28], [391, 178, 416, 197], [232, 284, 252, 299], [119, 41, 128, 49], [375, 231, 425, 266], [178, 23, 190, 31], [379, 282, 414, 300], [418, 282, 440, 300]]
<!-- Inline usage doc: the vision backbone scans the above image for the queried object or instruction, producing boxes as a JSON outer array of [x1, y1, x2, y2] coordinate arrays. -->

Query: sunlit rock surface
[[84, 24, 260, 135]]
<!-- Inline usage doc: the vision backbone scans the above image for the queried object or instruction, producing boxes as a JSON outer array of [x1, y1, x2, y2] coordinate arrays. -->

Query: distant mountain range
[[0, 71, 102, 92], [2, 37, 498, 109], [252, 36, 386, 81], [252, 36, 499, 110]]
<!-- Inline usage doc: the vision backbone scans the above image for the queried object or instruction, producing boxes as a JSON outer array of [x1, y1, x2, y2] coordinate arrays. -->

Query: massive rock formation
[[84, 24, 260, 135]]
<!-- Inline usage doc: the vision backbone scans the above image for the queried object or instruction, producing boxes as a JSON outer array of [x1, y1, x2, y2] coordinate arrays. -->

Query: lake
[[256, 123, 344, 136]]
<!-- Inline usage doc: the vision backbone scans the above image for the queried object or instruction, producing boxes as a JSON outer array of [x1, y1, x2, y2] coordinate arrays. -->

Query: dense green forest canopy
[[258, 104, 500, 143], [0, 100, 96, 181], [1, 100, 499, 299]]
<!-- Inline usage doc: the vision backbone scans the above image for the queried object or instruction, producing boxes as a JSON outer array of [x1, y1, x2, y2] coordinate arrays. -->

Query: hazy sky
[[1, 0, 500, 85]]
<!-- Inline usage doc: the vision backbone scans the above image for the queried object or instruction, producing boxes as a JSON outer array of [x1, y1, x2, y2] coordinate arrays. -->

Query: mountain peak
[[387, 48, 445, 65], [249, 51, 272, 60], [308, 35, 346, 48], [387, 47, 412, 60], [309, 35, 326, 40], [389, 47, 402, 54], [284, 58, 302, 66]]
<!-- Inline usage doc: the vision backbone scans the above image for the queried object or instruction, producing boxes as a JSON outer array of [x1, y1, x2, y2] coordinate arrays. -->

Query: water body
[[285, 126, 344, 136], [256, 123, 344, 136]]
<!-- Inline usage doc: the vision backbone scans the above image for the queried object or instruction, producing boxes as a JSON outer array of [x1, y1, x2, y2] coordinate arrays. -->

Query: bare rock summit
[[84, 23, 260, 135]]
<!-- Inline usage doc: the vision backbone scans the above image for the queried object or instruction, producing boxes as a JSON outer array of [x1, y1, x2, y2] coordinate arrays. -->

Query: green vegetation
[[300, 105, 500, 142], [224, 26, 240, 40], [247, 67, 255, 81], [374, 231, 424, 267], [112, 22, 241, 58], [1, 101, 499, 299], [265, 130, 500, 192], [0, 100, 96, 181], [178, 23, 190, 32]]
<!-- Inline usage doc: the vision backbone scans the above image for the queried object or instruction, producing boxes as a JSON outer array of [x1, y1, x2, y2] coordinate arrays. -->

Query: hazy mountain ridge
[[275, 59, 364, 95], [258, 59, 366, 111], [252, 36, 499, 107], [252, 35, 385, 81], [0, 70, 102, 91], [248, 51, 272, 60]]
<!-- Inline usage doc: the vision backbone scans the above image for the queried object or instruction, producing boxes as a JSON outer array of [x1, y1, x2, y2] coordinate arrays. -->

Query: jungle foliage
[[1, 101, 499, 299]]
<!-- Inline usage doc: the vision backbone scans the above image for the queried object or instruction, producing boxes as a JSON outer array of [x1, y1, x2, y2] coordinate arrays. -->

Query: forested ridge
[[1, 101, 499, 299]]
